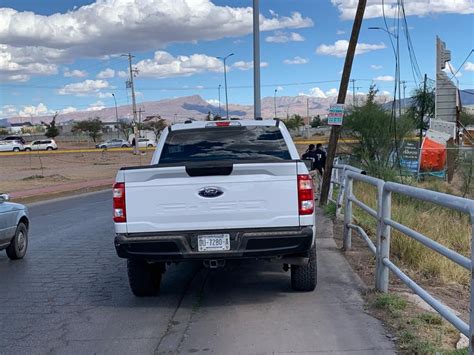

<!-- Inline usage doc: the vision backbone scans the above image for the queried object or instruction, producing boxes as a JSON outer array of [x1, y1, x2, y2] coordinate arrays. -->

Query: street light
[[218, 84, 222, 117], [112, 93, 119, 138], [274, 88, 278, 118], [217, 53, 234, 120]]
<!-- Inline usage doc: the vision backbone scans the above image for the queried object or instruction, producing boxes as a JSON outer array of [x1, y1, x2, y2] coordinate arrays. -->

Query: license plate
[[197, 234, 230, 252]]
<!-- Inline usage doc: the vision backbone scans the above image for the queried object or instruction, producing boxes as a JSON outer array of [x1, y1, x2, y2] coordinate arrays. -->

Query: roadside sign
[[400, 140, 420, 174], [327, 104, 344, 126]]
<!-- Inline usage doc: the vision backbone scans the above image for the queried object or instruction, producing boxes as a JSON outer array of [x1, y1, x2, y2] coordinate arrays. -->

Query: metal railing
[[329, 164, 474, 350]]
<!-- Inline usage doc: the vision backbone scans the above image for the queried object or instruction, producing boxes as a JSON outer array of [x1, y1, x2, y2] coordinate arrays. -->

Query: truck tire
[[6, 223, 28, 260], [127, 259, 163, 297], [291, 244, 317, 292]]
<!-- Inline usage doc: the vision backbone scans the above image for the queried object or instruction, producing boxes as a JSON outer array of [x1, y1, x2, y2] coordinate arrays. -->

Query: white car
[[113, 119, 317, 296], [24, 139, 58, 151], [137, 138, 156, 148], [0, 140, 24, 152]]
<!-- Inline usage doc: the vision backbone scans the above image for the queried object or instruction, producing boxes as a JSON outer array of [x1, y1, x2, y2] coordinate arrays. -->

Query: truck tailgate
[[122, 162, 298, 233]]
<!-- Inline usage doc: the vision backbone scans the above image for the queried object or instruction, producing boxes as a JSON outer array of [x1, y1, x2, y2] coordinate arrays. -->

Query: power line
[[450, 48, 474, 80]]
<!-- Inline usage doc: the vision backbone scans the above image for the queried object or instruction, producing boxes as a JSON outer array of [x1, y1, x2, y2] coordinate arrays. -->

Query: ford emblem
[[198, 187, 224, 198]]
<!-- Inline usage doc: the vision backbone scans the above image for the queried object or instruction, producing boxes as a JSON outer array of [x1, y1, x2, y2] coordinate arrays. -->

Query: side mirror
[[0, 193, 10, 203], [303, 158, 313, 171]]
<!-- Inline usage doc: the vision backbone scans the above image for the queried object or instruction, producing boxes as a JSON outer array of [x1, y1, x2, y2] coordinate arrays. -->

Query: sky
[[0, 0, 473, 118]]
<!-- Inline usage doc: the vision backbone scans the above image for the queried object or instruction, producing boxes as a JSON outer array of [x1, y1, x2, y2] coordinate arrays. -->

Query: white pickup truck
[[113, 119, 317, 296]]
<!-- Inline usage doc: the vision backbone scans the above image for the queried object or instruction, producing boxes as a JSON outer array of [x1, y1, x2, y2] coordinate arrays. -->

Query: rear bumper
[[114, 226, 314, 261]]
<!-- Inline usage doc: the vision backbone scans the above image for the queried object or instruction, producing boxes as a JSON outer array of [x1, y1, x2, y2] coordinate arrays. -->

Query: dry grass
[[351, 180, 472, 286], [0, 150, 149, 193]]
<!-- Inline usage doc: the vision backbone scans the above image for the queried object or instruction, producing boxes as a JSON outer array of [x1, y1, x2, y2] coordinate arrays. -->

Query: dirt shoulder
[[1, 150, 150, 203], [331, 216, 469, 353]]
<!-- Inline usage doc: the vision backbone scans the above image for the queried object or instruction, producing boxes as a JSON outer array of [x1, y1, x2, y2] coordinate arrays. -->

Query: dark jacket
[[302, 148, 326, 170]]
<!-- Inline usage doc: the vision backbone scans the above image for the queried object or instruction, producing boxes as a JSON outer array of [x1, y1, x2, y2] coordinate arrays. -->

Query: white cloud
[[464, 62, 474, 72], [64, 69, 87, 78], [0, 2, 312, 80], [136, 51, 222, 78], [58, 79, 109, 96], [97, 68, 115, 79], [0, 44, 58, 82], [60, 106, 77, 114], [265, 31, 305, 43], [381, 90, 391, 96], [326, 88, 339, 97], [316, 40, 386, 57], [97, 92, 113, 98], [443, 62, 462, 77], [86, 100, 106, 111], [299, 87, 327, 98], [232, 61, 269, 71], [18, 103, 49, 117], [373, 75, 395, 81], [331, 0, 474, 20], [336, 30, 346, 35], [283, 56, 309, 65], [371, 64, 383, 70], [0, 104, 18, 117], [206, 99, 221, 106], [277, 86, 284, 91], [117, 70, 128, 79]]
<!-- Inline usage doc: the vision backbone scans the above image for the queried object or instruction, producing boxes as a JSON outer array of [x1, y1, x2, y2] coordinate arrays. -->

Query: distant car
[[0, 140, 24, 152], [24, 139, 58, 151], [96, 139, 131, 149], [1, 136, 26, 145], [137, 138, 156, 148], [0, 193, 29, 260]]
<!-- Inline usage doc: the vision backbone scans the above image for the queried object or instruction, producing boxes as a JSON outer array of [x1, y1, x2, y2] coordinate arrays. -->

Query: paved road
[[0, 191, 394, 354]]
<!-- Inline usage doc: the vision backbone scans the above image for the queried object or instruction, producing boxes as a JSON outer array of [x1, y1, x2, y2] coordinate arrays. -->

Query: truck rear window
[[159, 126, 291, 165]]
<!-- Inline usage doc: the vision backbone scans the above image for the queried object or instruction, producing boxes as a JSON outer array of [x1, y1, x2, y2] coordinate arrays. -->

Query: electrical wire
[[450, 49, 474, 80]]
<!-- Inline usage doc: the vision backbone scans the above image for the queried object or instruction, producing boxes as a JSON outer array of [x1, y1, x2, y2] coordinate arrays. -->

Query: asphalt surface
[[0, 191, 395, 354]]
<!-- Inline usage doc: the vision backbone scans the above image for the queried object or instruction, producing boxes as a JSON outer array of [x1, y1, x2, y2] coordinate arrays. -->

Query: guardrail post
[[342, 174, 353, 251], [336, 167, 346, 217], [376, 188, 391, 293]]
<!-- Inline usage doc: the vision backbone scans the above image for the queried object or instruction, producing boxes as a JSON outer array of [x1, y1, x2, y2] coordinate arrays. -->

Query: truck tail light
[[113, 182, 126, 223], [298, 175, 314, 215]]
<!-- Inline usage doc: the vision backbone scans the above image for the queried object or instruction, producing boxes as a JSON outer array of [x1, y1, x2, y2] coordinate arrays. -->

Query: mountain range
[[3, 89, 473, 126]]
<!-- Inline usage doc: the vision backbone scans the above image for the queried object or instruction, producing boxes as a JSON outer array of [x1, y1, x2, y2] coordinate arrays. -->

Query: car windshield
[[159, 126, 291, 165]]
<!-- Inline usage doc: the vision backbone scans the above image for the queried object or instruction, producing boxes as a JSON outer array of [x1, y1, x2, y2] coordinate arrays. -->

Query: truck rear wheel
[[127, 259, 163, 297], [291, 244, 317, 292]]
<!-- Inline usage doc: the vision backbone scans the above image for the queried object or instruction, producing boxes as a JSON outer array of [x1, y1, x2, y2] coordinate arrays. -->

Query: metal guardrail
[[329, 164, 474, 351]]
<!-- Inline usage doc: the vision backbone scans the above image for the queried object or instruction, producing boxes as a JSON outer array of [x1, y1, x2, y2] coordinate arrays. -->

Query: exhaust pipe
[[203, 260, 226, 269]]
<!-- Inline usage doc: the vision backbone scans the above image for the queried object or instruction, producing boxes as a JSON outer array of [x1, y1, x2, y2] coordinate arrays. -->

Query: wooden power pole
[[319, 0, 367, 206]]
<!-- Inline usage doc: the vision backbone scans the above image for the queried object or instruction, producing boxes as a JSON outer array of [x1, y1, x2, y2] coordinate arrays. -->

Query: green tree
[[116, 119, 133, 140], [144, 117, 167, 140], [0, 128, 8, 136], [284, 114, 304, 130], [42, 112, 60, 138], [310, 115, 321, 128], [344, 89, 415, 179], [459, 109, 474, 127], [72, 117, 103, 142], [406, 84, 435, 130]]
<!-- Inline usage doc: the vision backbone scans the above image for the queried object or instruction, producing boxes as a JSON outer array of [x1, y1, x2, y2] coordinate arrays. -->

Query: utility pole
[[123, 53, 139, 154], [217, 53, 234, 120], [274, 89, 278, 118], [351, 79, 356, 106], [401, 80, 407, 111], [112, 93, 119, 138], [306, 98, 310, 123], [253, 0, 261, 119], [137, 108, 145, 139], [320, 0, 367, 206], [419, 74, 427, 151], [218, 84, 222, 116]]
